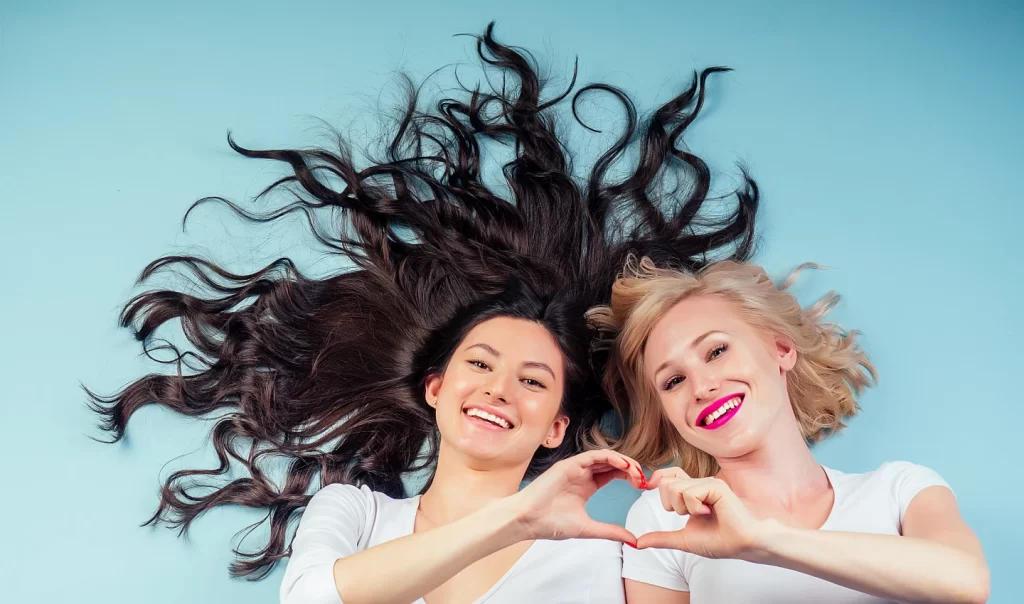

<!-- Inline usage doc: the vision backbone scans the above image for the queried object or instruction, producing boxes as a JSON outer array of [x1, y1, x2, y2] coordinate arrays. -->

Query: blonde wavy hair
[[586, 256, 876, 477]]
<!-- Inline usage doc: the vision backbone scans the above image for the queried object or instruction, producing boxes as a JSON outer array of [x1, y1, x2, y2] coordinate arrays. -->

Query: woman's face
[[426, 317, 569, 469], [642, 295, 797, 460]]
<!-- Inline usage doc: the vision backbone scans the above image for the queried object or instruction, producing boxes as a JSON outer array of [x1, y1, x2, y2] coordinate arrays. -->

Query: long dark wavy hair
[[88, 22, 759, 579]]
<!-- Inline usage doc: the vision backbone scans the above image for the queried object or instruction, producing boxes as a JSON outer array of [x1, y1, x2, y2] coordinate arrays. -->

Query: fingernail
[[626, 540, 637, 549]]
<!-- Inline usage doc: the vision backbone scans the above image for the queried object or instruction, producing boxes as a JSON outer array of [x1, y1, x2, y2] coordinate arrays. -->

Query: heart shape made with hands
[[631, 466, 765, 560]]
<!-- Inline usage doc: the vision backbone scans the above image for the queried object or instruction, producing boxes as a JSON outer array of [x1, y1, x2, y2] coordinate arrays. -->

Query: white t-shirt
[[622, 461, 951, 603], [280, 483, 626, 604]]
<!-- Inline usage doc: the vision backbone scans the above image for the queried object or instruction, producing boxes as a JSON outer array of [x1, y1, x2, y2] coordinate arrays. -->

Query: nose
[[483, 373, 510, 404], [692, 372, 720, 404]]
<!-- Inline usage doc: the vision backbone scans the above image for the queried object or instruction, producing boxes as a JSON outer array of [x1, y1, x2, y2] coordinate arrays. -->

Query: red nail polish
[[626, 540, 637, 549]]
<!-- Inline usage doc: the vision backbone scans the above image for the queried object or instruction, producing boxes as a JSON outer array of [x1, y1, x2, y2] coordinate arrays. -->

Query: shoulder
[[621, 491, 691, 590], [309, 483, 416, 521], [875, 460, 944, 478], [829, 461, 953, 525], [625, 489, 689, 532], [829, 460, 948, 489], [306, 482, 374, 511], [296, 483, 376, 532], [861, 461, 951, 493], [876, 460, 953, 500]]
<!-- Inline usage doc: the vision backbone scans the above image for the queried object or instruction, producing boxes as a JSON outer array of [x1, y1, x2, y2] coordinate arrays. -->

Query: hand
[[507, 449, 648, 545], [636, 467, 767, 560]]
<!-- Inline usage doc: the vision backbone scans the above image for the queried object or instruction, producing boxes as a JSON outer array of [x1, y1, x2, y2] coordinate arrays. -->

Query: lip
[[462, 404, 516, 430], [696, 393, 744, 430]]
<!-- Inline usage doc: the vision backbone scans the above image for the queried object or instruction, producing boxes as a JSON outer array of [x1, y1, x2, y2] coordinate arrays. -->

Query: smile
[[696, 394, 743, 430], [463, 406, 513, 430]]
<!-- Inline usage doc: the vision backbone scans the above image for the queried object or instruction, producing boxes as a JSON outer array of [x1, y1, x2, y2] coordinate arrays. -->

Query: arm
[[639, 468, 989, 604], [280, 485, 523, 604], [282, 451, 644, 604], [751, 486, 989, 604], [330, 450, 642, 604], [328, 497, 525, 604]]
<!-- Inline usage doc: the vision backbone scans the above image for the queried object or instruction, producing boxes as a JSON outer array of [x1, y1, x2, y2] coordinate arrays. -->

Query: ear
[[774, 335, 798, 372], [541, 414, 570, 449], [424, 374, 442, 408]]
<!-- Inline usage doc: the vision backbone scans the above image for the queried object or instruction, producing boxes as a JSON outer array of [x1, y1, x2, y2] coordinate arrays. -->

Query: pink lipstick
[[696, 394, 744, 430]]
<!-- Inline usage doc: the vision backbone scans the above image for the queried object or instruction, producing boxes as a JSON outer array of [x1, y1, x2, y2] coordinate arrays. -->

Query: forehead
[[462, 317, 565, 372], [645, 295, 745, 356]]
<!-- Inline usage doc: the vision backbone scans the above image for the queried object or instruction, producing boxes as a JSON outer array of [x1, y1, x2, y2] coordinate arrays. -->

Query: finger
[[577, 451, 649, 490], [681, 479, 728, 509], [619, 460, 647, 490], [579, 520, 639, 547], [610, 453, 646, 487], [683, 491, 712, 515], [659, 479, 687, 513], [592, 469, 631, 490], [648, 467, 691, 489], [576, 449, 631, 472], [592, 465, 646, 491], [670, 492, 689, 516], [635, 530, 684, 551], [659, 481, 673, 512]]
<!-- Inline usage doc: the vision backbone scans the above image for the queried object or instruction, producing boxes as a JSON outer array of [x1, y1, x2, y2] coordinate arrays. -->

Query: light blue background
[[2, 1, 1021, 602]]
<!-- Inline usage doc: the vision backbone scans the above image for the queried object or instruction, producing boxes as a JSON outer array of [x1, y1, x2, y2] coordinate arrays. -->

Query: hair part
[[587, 256, 876, 477]]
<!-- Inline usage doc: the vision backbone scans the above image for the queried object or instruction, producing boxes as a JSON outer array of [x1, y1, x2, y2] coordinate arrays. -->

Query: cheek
[[660, 392, 692, 431], [519, 396, 559, 427], [722, 351, 765, 385], [446, 366, 481, 390], [439, 369, 480, 408]]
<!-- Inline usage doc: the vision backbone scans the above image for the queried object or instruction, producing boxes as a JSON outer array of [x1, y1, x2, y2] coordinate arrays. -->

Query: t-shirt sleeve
[[621, 491, 689, 592], [884, 461, 954, 529], [279, 484, 375, 604]]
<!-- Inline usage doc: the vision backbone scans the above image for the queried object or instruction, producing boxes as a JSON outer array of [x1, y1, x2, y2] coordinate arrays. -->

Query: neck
[[418, 444, 528, 525], [714, 407, 827, 508]]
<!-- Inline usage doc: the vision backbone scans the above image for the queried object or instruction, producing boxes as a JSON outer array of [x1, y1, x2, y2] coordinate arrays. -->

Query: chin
[[453, 436, 508, 460], [717, 433, 763, 458], [689, 427, 760, 459]]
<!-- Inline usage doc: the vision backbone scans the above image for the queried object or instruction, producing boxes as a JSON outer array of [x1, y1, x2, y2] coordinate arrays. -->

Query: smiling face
[[425, 316, 569, 470], [643, 294, 798, 460]]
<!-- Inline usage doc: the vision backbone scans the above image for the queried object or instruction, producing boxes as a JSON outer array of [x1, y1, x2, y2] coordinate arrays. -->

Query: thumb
[[636, 530, 684, 551], [579, 520, 638, 546]]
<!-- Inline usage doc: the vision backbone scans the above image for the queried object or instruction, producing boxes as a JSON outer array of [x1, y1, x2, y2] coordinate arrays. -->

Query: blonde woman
[[588, 258, 989, 604]]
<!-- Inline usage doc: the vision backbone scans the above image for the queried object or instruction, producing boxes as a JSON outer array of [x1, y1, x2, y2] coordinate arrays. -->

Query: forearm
[[332, 498, 526, 604], [748, 521, 989, 604]]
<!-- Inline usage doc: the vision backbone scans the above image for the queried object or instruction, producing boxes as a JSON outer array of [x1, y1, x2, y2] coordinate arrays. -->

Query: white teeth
[[701, 397, 741, 426], [466, 408, 511, 429]]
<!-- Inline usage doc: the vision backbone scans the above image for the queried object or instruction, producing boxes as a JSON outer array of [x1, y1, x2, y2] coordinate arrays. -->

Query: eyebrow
[[652, 330, 724, 377], [465, 343, 557, 380]]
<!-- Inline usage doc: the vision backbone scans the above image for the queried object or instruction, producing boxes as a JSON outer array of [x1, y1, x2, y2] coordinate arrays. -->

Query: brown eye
[[707, 344, 728, 361], [663, 376, 684, 391], [469, 360, 490, 370], [522, 378, 546, 389]]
